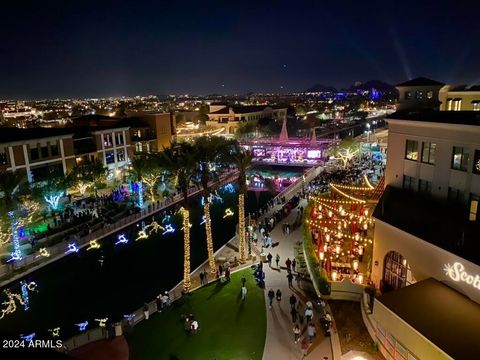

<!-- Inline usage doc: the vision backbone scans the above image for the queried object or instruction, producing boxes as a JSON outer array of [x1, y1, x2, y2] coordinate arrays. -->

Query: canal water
[[0, 184, 275, 340]]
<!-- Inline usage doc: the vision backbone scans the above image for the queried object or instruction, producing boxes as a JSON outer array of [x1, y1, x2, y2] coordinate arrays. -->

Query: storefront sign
[[444, 262, 480, 290]]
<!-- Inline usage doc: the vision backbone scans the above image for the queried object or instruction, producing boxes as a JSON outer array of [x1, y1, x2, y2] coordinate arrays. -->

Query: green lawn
[[126, 268, 267, 360]]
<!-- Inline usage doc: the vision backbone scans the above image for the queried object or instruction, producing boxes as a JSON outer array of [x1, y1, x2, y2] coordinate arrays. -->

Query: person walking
[[307, 322, 316, 343], [289, 294, 297, 309], [225, 267, 231, 281], [267, 252, 273, 267], [305, 307, 313, 324], [275, 253, 280, 268], [199, 271, 205, 286], [287, 272, 294, 288], [285, 258, 292, 272], [290, 306, 298, 323], [241, 285, 247, 300], [293, 324, 301, 343], [203, 269, 209, 284], [276, 289, 282, 302], [292, 258, 296, 272], [241, 274, 246, 287], [143, 303, 150, 320], [268, 289, 275, 309]]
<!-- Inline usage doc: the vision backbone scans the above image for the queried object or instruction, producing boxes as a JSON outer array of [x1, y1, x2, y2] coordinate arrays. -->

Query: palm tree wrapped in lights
[[227, 142, 253, 263], [157, 144, 196, 292]]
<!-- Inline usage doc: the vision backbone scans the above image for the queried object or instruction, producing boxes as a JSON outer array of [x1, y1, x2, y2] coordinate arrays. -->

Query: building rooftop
[[0, 127, 74, 143], [377, 278, 480, 360], [373, 186, 480, 265], [396, 77, 445, 87], [209, 105, 286, 114], [448, 85, 480, 92], [387, 109, 480, 126]]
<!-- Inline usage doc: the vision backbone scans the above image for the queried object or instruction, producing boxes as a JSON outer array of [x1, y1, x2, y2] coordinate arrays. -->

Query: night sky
[[1, 0, 479, 99]]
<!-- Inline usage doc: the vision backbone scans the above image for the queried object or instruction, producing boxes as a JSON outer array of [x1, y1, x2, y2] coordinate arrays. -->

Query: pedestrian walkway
[[256, 197, 334, 360]]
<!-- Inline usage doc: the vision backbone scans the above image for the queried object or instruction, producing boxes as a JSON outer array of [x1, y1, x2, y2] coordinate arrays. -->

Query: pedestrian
[[290, 306, 298, 323], [241, 285, 247, 300], [143, 303, 150, 320], [225, 267, 231, 281], [276, 289, 282, 302], [156, 295, 163, 312], [219, 264, 224, 276], [293, 324, 301, 343], [289, 294, 297, 309], [292, 258, 296, 272], [307, 322, 316, 343], [268, 289, 275, 308], [199, 271, 205, 285], [267, 252, 273, 267], [275, 253, 280, 268], [285, 258, 292, 271], [203, 269, 209, 283], [287, 272, 294, 288], [305, 307, 313, 323], [241, 274, 246, 287], [301, 339, 309, 358]]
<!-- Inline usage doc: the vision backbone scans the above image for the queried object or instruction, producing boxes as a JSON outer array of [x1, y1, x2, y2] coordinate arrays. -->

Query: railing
[[0, 170, 240, 287]]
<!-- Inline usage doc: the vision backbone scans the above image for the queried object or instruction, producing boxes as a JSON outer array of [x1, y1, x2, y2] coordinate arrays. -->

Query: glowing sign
[[444, 262, 480, 290], [65, 243, 79, 254]]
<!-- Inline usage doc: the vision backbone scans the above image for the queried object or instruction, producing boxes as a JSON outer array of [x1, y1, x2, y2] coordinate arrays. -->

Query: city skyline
[[0, 0, 479, 99]]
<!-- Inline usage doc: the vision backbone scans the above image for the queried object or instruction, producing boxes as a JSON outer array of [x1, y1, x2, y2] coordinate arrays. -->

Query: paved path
[[256, 197, 334, 360]]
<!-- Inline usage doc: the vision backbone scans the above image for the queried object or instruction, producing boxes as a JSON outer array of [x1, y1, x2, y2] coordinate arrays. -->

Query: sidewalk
[[258, 197, 334, 360]]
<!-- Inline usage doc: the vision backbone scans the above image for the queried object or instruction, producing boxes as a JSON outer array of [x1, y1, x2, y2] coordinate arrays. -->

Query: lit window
[[451, 146, 469, 171], [415, 90, 423, 100], [447, 98, 453, 111], [426, 91, 433, 99], [405, 140, 418, 161], [105, 151, 115, 164], [103, 134, 113, 147], [117, 149, 125, 162], [472, 101, 480, 111], [421, 142, 436, 165], [469, 198, 478, 221], [405, 91, 412, 100], [453, 98, 462, 111], [135, 142, 142, 153]]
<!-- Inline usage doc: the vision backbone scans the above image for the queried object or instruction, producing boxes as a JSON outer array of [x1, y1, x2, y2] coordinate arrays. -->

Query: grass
[[126, 268, 266, 360]]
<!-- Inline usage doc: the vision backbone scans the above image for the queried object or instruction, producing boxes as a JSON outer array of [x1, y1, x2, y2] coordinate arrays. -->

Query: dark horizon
[[1, 0, 479, 99]]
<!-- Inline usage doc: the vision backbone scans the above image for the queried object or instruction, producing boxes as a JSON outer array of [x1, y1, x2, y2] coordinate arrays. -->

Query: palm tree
[[157, 143, 196, 292], [128, 155, 150, 207], [193, 136, 230, 275], [227, 142, 253, 263]]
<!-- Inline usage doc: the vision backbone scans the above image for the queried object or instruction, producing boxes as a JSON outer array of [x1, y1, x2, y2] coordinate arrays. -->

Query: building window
[[447, 98, 453, 111], [51, 143, 59, 156], [418, 179, 432, 194], [421, 142, 436, 164], [117, 133, 124, 145], [405, 140, 418, 160], [117, 149, 125, 162], [415, 90, 423, 100], [448, 187, 463, 203], [105, 151, 115, 164], [451, 146, 469, 171], [472, 101, 480, 111], [426, 91, 433, 99], [40, 146, 49, 158], [403, 175, 415, 191], [469, 196, 479, 221], [30, 147, 39, 161], [453, 98, 462, 111], [383, 251, 412, 291], [103, 134, 113, 147], [404, 91, 412, 100]]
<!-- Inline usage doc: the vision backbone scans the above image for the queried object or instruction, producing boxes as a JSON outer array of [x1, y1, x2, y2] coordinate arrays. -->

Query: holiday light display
[[181, 208, 191, 292], [363, 175, 375, 190], [204, 201, 217, 274], [87, 240, 101, 251], [0, 289, 24, 320], [200, 215, 206, 225], [136, 230, 149, 241], [330, 183, 375, 192], [329, 184, 366, 203], [49, 327, 60, 337], [95, 317, 108, 327], [161, 214, 171, 224], [6, 211, 21, 263], [123, 314, 135, 322], [26, 281, 37, 292], [145, 220, 164, 234], [36, 247, 51, 258], [20, 333, 36, 341], [76, 321, 89, 331], [20, 281, 29, 311], [223, 208, 234, 218], [137, 182, 144, 208], [44, 193, 63, 210], [115, 233, 129, 245], [162, 224, 175, 235], [65, 243, 79, 254], [238, 193, 246, 263], [221, 183, 235, 193]]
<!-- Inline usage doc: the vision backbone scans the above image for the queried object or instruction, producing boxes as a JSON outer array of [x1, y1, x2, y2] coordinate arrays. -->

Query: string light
[[76, 321, 89, 331], [329, 184, 366, 203], [20, 333, 36, 341], [223, 208, 234, 218], [146, 220, 164, 234], [87, 240, 101, 251], [65, 243, 79, 254], [363, 175, 375, 189], [26, 282, 37, 292], [20, 281, 29, 311], [115, 234, 129, 245], [181, 208, 191, 292], [330, 183, 374, 191], [0, 289, 24, 320], [6, 211, 21, 263], [238, 193, 246, 263], [162, 224, 175, 235], [49, 327, 60, 337], [137, 182, 144, 208], [44, 193, 63, 210], [200, 215, 206, 225], [95, 318, 108, 327], [161, 215, 171, 224], [222, 183, 235, 193], [203, 201, 217, 274]]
